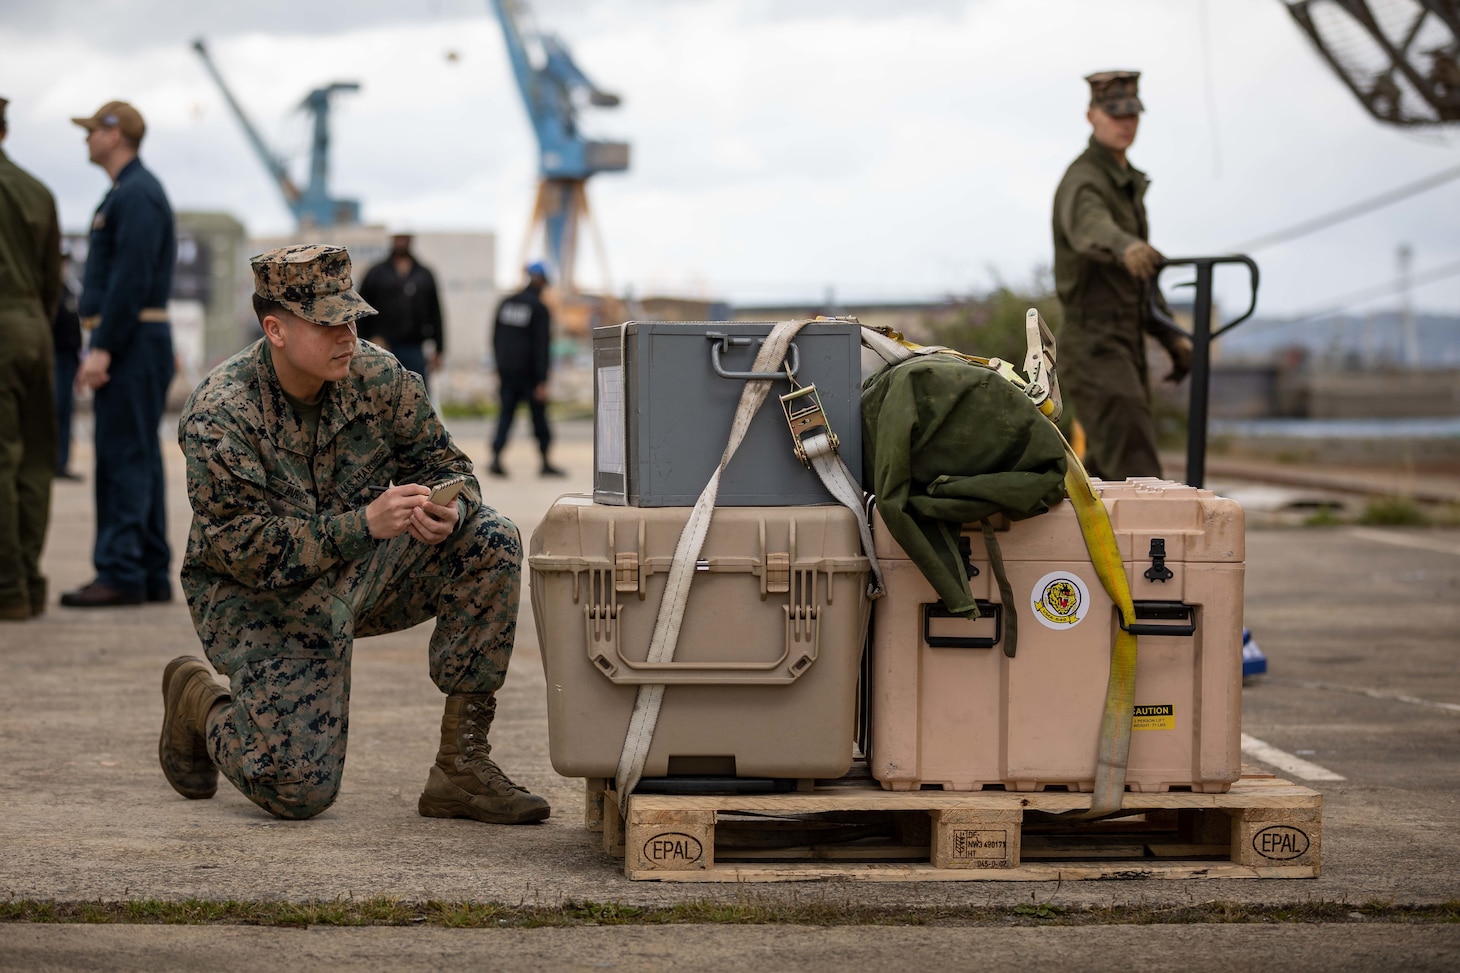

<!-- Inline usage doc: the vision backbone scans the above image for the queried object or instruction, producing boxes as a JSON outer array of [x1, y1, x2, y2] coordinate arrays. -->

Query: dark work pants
[[492, 373, 551, 459], [92, 321, 174, 596], [55, 353, 77, 474]]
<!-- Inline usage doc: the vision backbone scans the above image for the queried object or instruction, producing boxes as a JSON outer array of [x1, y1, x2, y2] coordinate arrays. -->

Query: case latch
[[614, 552, 639, 593], [765, 552, 790, 594], [1144, 538, 1174, 583]]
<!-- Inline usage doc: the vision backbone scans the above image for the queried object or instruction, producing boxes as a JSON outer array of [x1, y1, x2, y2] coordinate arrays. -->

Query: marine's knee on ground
[[237, 775, 343, 821]]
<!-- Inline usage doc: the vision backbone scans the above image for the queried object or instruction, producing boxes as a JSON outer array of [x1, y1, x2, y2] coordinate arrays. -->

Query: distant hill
[[1218, 312, 1460, 367]]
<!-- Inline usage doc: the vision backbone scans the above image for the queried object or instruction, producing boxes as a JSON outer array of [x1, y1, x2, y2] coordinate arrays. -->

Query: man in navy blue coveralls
[[61, 101, 176, 608]]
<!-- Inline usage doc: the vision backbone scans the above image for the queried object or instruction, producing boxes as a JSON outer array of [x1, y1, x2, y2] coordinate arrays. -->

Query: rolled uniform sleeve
[[183, 411, 374, 589]]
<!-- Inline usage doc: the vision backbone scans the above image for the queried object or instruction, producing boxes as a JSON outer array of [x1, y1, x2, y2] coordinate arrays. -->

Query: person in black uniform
[[61, 101, 176, 608], [53, 250, 83, 481], [356, 232, 444, 397], [489, 262, 563, 477]]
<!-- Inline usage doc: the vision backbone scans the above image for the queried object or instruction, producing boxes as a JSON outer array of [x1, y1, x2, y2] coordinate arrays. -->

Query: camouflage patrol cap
[[1085, 71, 1143, 117], [250, 244, 376, 326]]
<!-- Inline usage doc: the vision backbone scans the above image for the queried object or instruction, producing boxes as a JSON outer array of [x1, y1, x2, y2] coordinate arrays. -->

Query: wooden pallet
[[583, 768, 1321, 882]]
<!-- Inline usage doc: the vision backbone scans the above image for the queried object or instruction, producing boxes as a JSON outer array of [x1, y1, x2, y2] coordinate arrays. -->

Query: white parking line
[[1348, 527, 1460, 557], [1240, 734, 1346, 781]]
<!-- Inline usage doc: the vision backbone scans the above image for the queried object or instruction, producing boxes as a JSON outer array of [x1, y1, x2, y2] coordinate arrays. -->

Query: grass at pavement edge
[[1, 898, 1457, 928]]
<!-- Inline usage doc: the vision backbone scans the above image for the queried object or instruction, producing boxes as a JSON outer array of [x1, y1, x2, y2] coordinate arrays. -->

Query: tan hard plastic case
[[530, 496, 871, 780], [869, 478, 1245, 794]]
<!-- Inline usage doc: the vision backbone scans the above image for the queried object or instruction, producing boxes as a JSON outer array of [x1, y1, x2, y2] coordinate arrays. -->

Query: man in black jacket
[[357, 233, 444, 397], [489, 262, 563, 477]]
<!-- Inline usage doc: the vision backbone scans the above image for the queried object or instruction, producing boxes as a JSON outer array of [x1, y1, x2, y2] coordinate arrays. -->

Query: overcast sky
[[3, 0, 1457, 322]]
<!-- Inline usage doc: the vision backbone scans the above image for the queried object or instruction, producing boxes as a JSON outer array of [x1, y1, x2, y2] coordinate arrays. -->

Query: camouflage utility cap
[[1086, 71, 1143, 117], [251, 244, 376, 326], [71, 100, 147, 141]]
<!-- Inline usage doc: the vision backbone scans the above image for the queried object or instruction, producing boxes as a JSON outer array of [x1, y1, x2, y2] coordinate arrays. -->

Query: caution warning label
[[1132, 703, 1175, 731]]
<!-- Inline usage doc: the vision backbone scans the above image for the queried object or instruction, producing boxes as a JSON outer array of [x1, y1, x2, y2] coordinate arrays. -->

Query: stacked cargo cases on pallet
[[530, 320, 871, 788], [530, 496, 871, 782], [869, 478, 1245, 794]]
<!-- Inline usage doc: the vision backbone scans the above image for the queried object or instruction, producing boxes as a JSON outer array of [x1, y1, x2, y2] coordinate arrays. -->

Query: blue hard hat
[[525, 261, 549, 281]]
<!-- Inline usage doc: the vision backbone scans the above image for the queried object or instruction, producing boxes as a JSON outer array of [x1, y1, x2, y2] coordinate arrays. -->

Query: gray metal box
[[593, 321, 862, 506]]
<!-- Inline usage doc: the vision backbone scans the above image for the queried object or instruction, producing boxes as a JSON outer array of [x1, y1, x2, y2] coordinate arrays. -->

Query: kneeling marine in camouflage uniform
[[160, 244, 549, 824]]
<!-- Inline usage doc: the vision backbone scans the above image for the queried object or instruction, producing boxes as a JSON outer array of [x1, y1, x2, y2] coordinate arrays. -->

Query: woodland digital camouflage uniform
[[179, 337, 522, 819]]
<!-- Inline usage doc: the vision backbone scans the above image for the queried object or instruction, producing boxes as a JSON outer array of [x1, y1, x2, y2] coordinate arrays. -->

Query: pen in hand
[[364, 485, 388, 496]]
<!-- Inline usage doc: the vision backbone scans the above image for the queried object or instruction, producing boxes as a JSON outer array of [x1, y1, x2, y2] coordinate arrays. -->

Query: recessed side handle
[[923, 600, 1002, 649], [1119, 601, 1197, 638]]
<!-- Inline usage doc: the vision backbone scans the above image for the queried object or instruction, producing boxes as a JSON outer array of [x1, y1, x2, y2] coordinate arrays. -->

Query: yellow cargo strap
[[1059, 439, 1139, 820]]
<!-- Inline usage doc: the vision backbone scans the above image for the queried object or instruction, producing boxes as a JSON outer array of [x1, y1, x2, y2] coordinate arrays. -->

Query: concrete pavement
[[5, 924, 1459, 973], [2, 415, 1458, 964]]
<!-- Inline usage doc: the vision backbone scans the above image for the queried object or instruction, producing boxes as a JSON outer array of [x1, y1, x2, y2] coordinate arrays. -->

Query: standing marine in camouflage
[[159, 244, 549, 824], [1052, 71, 1191, 481]]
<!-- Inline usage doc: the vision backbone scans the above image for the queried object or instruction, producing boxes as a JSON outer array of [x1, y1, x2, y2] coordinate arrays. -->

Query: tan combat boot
[[418, 694, 551, 824], [159, 656, 229, 800]]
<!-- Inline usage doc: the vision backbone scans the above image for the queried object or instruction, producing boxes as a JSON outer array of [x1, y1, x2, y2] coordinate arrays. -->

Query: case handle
[[585, 606, 820, 684], [706, 332, 800, 380], [1119, 601, 1197, 638], [922, 600, 1002, 649]]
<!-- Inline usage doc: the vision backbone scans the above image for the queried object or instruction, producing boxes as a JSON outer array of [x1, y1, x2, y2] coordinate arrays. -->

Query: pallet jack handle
[[1148, 255, 1261, 489]]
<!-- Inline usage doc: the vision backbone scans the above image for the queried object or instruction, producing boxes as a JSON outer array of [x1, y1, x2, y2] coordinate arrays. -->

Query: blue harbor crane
[[192, 38, 362, 228], [489, 0, 630, 299]]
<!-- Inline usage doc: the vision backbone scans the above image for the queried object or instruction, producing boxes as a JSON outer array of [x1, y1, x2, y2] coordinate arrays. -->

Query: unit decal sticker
[[1030, 571, 1091, 630]]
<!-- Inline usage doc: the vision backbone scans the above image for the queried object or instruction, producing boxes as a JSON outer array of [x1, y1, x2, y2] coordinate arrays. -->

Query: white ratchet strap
[[798, 429, 884, 599], [614, 319, 809, 807]]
